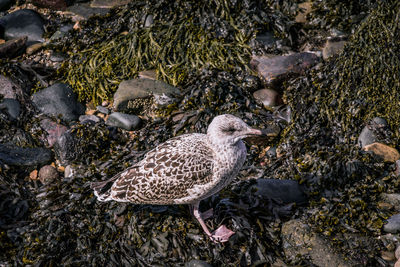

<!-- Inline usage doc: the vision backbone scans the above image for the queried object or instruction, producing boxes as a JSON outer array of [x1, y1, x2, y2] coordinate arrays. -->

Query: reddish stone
[[40, 119, 68, 147]]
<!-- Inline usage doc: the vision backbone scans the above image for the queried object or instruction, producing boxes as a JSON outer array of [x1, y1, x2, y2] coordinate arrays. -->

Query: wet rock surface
[[106, 112, 141, 131], [384, 214, 400, 234], [32, 83, 85, 122], [0, 98, 20, 120], [0, 143, 52, 166]]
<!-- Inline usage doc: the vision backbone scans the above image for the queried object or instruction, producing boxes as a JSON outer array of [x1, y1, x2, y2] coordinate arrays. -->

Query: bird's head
[[207, 114, 263, 145]]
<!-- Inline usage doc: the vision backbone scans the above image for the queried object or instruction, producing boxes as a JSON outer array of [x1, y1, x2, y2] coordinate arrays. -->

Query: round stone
[[39, 165, 59, 184]]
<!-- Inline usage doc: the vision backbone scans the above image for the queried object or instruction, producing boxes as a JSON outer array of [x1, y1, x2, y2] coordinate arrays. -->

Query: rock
[[250, 53, 319, 87], [395, 245, 400, 259], [322, 38, 347, 60], [295, 2, 312, 23], [39, 118, 68, 147], [255, 31, 276, 47], [253, 89, 282, 108], [143, 14, 153, 27], [30, 0, 68, 10], [380, 193, 400, 211], [113, 78, 180, 112], [79, 114, 101, 124], [49, 52, 66, 62], [90, 0, 131, 8], [32, 83, 85, 122], [106, 112, 141, 131], [396, 160, 400, 176], [26, 42, 44, 55], [96, 105, 110, 114], [381, 250, 396, 262], [0, 143, 52, 166], [38, 165, 59, 184], [138, 69, 157, 80], [0, 75, 19, 99], [249, 179, 307, 205], [396, 259, 400, 267], [358, 117, 388, 148], [281, 219, 353, 266], [0, 98, 20, 120], [0, 36, 27, 58], [54, 130, 79, 165], [383, 214, 400, 233], [0, 0, 13, 11], [185, 259, 213, 267], [66, 3, 110, 22], [0, 9, 45, 45], [64, 165, 75, 178], [29, 169, 38, 180], [50, 24, 73, 41], [363, 143, 400, 163]]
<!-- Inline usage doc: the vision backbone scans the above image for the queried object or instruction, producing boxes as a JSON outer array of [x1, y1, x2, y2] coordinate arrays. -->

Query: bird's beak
[[246, 128, 263, 136]]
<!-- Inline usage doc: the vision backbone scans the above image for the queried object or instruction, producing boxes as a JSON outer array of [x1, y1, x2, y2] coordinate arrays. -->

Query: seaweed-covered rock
[[113, 78, 180, 112], [32, 83, 85, 122], [185, 259, 213, 267], [0, 9, 45, 45], [0, 143, 52, 166], [250, 52, 320, 87], [363, 143, 400, 163]]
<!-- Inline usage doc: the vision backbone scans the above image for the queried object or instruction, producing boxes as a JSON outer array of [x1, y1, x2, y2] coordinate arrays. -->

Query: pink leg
[[191, 202, 235, 243]]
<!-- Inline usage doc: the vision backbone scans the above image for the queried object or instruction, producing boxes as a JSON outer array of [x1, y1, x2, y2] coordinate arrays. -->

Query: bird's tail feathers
[[91, 176, 119, 202]]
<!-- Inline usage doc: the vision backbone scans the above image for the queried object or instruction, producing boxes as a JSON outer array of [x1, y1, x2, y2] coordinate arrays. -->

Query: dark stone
[[0, 36, 27, 58], [106, 112, 141, 130], [250, 52, 320, 87], [185, 259, 213, 267], [96, 105, 110, 114], [39, 118, 68, 147], [0, 0, 13, 11], [249, 178, 307, 204], [38, 165, 59, 184], [32, 83, 85, 122], [0, 98, 20, 120], [384, 214, 400, 233], [53, 130, 79, 165], [0, 9, 45, 46], [0, 143, 52, 166], [255, 31, 276, 47]]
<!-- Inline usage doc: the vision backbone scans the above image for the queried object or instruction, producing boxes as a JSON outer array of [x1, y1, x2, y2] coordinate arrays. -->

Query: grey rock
[[0, 9, 45, 45], [282, 219, 353, 266], [144, 14, 153, 27], [384, 214, 400, 233], [0, 0, 13, 11], [90, 0, 130, 8], [185, 259, 213, 267], [0, 143, 52, 166], [253, 89, 282, 108], [32, 83, 85, 122], [50, 24, 73, 41], [0, 36, 27, 58], [249, 179, 307, 204], [54, 130, 79, 165], [0, 75, 19, 99], [106, 112, 141, 131], [39, 118, 68, 147], [322, 38, 347, 60], [49, 52, 66, 62], [381, 193, 400, 211], [79, 114, 101, 123], [66, 3, 110, 21], [250, 52, 320, 87], [64, 165, 75, 178], [0, 98, 20, 120], [96, 105, 110, 114], [38, 165, 59, 184], [358, 117, 388, 148], [113, 78, 180, 111]]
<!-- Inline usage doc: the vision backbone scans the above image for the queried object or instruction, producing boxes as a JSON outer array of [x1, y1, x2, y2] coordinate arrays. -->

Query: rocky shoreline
[[1, 0, 400, 266]]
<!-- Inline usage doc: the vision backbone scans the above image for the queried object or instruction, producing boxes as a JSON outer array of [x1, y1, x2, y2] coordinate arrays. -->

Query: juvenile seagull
[[92, 114, 263, 242]]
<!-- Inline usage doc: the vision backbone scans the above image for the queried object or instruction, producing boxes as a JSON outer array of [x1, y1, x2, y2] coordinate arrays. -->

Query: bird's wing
[[107, 134, 216, 204]]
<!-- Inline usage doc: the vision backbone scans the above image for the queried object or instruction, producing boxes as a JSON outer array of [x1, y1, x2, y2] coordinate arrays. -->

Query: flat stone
[[31, 0, 68, 10], [106, 112, 141, 130], [79, 114, 101, 123], [0, 75, 19, 99], [26, 42, 44, 55], [113, 78, 180, 111], [0, 98, 20, 120], [384, 214, 400, 233], [38, 165, 59, 184], [0, 36, 27, 58], [0, 9, 45, 45], [253, 89, 282, 108], [250, 52, 319, 87], [39, 118, 68, 147], [138, 70, 157, 80], [32, 83, 85, 122], [66, 3, 110, 22], [322, 38, 347, 60], [249, 178, 307, 205], [185, 259, 212, 267], [281, 219, 353, 266], [96, 105, 110, 114], [363, 142, 400, 163], [0, 143, 52, 166], [90, 0, 131, 8]]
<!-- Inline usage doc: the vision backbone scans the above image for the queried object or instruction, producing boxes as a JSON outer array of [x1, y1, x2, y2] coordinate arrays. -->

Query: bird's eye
[[224, 127, 236, 133]]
